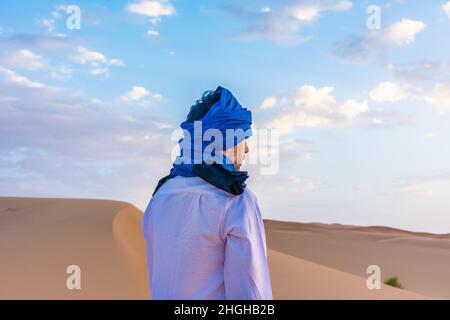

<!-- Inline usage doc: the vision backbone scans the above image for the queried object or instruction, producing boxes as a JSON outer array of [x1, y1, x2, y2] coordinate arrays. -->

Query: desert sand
[[1, 197, 448, 299], [264, 220, 450, 299], [0, 197, 148, 299]]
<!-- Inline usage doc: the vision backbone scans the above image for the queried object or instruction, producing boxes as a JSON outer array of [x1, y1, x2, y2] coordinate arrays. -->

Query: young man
[[142, 86, 273, 300]]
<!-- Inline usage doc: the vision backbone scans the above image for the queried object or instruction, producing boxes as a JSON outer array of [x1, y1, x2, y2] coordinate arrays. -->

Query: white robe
[[142, 176, 273, 300]]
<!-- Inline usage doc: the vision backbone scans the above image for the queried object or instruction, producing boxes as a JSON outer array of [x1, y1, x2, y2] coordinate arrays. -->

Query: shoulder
[[228, 187, 259, 207], [224, 187, 260, 221], [221, 187, 262, 239], [243, 187, 258, 202]]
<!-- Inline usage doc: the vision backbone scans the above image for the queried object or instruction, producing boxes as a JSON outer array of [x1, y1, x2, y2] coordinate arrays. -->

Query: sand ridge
[[1, 197, 447, 299]]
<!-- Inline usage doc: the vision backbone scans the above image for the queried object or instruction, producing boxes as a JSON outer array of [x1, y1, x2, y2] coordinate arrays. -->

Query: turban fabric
[[152, 86, 253, 196]]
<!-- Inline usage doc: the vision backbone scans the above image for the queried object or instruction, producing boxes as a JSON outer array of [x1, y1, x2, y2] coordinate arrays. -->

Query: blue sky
[[1, 0, 450, 233]]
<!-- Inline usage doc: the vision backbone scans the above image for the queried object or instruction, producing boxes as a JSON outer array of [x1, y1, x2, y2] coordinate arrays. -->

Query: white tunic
[[142, 176, 273, 300]]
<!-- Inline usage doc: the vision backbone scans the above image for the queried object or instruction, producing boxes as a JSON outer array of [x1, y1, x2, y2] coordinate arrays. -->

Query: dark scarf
[[152, 163, 249, 196]]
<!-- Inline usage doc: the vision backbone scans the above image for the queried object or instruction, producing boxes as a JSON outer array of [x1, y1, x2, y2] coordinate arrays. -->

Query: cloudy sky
[[1, 0, 450, 233]]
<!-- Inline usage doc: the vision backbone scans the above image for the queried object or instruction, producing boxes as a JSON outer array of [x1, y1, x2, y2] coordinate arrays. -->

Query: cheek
[[236, 144, 246, 160]]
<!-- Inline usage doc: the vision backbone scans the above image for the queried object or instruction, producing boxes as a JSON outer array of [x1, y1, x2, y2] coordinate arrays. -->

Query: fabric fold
[[152, 85, 252, 196]]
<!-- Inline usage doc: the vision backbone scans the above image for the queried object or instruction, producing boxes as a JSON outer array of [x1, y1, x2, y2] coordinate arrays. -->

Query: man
[[142, 86, 273, 300]]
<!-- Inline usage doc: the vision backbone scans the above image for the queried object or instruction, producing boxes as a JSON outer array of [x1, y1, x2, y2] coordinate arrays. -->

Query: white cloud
[[90, 66, 109, 76], [368, 80, 450, 113], [385, 60, 450, 85], [147, 29, 159, 36], [270, 112, 331, 133], [0, 69, 172, 209], [424, 83, 450, 113], [369, 81, 409, 102], [293, 86, 335, 109], [291, 5, 320, 22], [334, 0, 352, 10], [443, 1, 450, 19], [73, 46, 108, 64], [121, 86, 149, 101], [332, 18, 426, 61], [290, 0, 351, 22], [339, 99, 368, 118], [128, 0, 175, 34], [260, 96, 277, 109], [120, 86, 162, 104], [38, 18, 56, 32], [381, 59, 450, 113], [109, 58, 126, 67], [265, 85, 368, 134], [127, 0, 175, 17], [1, 49, 44, 71], [0, 66, 45, 88], [37, 5, 70, 33], [382, 19, 425, 45], [72, 46, 125, 77], [225, 0, 352, 45]]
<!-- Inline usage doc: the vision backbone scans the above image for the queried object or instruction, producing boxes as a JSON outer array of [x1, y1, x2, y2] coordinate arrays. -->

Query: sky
[[1, 0, 450, 233]]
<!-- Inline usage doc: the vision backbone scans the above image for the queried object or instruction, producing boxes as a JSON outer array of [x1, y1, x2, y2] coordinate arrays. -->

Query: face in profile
[[224, 140, 249, 171]]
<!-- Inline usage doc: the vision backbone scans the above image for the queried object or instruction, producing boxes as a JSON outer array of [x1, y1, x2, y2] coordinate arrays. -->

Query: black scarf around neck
[[152, 163, 249, 196]]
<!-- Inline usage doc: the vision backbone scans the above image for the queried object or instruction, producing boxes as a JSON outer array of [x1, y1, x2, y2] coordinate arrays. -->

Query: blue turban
[[152, 85, 253, 196]]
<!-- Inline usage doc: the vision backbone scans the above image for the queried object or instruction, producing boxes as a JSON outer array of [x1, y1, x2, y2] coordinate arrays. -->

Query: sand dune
[[1, 197, 446, 299], [349, 225, 450, 239], [265, 219, 450, 299], [0, 197, 148, 299], [267, 249, 428, 299]]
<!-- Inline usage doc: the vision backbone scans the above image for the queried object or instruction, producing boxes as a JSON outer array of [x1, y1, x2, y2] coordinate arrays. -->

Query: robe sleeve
[[221, 190, 273, 300]]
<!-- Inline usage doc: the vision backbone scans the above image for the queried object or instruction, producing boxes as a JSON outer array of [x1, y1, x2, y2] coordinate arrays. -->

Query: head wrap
[[152, 85, 253, 196]]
